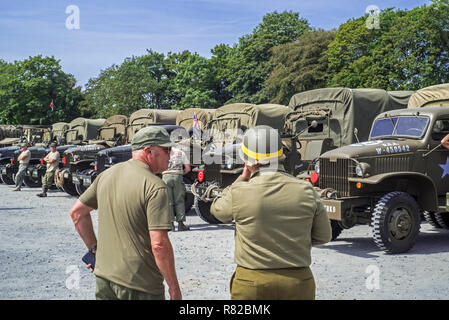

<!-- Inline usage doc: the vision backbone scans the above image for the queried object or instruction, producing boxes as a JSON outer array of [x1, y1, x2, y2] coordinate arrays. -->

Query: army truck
[[2, 146, 48, 187], [0, 125, 52, 184], [191, 103, 291, 223], [285, 88, 414, 180], [0, 125, 22, 147], [54, 117, 106, 196], [314, 85, 449, 253], [127, 109, 180, 142]]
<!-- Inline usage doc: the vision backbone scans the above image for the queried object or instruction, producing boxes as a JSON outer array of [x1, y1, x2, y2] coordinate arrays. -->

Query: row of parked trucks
[[2, 84, 449, 254]]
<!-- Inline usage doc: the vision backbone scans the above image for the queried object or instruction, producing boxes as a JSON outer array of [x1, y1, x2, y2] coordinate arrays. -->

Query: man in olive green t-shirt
[[37, 142, 60, 197], [211, 126, 332, 300], [69, 126, 182, 300], [12, 143, 31, 191]]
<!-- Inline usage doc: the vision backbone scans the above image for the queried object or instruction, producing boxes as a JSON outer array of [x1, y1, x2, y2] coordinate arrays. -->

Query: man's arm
[[311, 191, 332, 246], [69, 199, 97, 249], [150, 230, 182, 300], [441, 133, 449, 150]]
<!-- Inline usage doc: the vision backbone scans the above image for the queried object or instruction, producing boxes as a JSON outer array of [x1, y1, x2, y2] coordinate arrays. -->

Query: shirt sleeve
[[311, 189, 332, 246], [146, 187, 172, 230], [210, 185, 234, 223], [78, 175, 99, 209]]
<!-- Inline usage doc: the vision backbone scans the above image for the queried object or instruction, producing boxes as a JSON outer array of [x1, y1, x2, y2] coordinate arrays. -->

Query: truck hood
[[320, 139, 423, 160]]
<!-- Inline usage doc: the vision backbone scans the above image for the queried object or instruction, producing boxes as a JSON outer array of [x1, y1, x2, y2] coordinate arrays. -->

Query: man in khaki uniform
[[12, 143, 31, 191], [211, 125, 332, 300], [162, 143, 191, 231], [37, 142, 60, 197], [69, 126, 182, 300]]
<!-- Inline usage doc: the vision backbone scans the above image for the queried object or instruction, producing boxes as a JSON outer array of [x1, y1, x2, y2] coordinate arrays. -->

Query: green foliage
[[223, 11, 310, 104], [327, 3, 449, 90], [0, 56, 82, 125], [264, 30, 336, 105], [81, 50, 172, 118]]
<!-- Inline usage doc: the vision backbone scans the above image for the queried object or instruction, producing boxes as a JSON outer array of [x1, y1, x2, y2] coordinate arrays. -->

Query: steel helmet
[[239, 125, 283, 165]]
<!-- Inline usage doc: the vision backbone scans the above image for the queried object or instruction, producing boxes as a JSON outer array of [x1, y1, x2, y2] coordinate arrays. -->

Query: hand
[[241, 164, 252, 180], [168, 286, 182, 300], [86, 264, 94, 273]]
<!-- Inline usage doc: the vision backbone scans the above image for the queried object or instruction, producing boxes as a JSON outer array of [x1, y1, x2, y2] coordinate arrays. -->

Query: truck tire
[[1, 174, 14, 185], [372, 191, 421, 254], [23, 175, 41, 188], [331, 220, 344, 240], [434, 212, 449, 230], [62, 180, 78, 197], [74, 170, 89, 196], [423, 211, 443, 229], [194, 198, 223, 224]]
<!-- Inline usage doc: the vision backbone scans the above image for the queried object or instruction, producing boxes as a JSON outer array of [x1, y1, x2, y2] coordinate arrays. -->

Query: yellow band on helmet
[[241, 143, 283, 161]]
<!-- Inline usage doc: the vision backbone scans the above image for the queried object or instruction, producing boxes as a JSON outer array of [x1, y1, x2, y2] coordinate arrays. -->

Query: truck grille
[[319, 158, 351, 197]]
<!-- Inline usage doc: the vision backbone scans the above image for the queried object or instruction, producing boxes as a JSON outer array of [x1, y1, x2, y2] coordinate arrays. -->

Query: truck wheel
[[330, 220, 344, 240], [372, 191, 421, 254], [434, 212, 449, 230], [74, 170, 88, 196], [1, 174, 14, 185], [423, 211, 443, 229], [23, 175, 41, 188], [62, 181, 78, 197], [194, 198, 222, 224]]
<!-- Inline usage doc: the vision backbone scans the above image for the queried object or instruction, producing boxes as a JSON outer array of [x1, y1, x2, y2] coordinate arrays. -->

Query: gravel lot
[[1, 183, 449, 300]]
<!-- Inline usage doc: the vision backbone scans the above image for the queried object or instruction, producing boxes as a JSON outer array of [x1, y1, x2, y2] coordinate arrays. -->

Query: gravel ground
[[1, 183, 449, 300]]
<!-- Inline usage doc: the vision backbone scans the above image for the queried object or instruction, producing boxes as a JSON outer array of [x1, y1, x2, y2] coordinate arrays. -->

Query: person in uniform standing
[[69, 126, 182, 300], [12, 143, 31, 191], [210, 125, 332, 300], [37, 142, 60, 197], [162, 142, 191, 231]]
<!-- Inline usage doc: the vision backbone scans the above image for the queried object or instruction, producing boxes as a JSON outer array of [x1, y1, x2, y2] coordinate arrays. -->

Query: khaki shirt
[[162, 146, 189, 175], [45, 151, 60, 172], [211, 165, 332, 270], [19, 150, 31, 165], [79, 159, 172, 295]]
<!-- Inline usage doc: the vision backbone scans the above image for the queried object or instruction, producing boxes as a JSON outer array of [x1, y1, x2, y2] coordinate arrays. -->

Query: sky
[[0, 0, 432, 88]]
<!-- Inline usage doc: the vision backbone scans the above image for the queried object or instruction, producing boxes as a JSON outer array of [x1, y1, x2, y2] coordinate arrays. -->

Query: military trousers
[[14, 164, 28, 188], [162, 174, 186, 222], [230, 265, 316, 300], [95, 276, 165, 300], [41, 170, 55, 189]]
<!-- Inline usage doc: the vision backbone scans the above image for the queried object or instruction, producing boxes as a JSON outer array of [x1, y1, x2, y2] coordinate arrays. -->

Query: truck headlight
[[355, 162, 370, 177], [314, 162, 320, 174]]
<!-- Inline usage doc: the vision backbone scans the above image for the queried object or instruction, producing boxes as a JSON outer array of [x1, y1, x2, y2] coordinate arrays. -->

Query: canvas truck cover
[[407, 84, 449, 108], [176, 108, 216, 131], [66, 118, 106, 143], [127, 109, 179, 141], [92, 115, 128, 146], [286, 88, 413, 149], [206, 103, 290, 144], [0, 125, 22, 143]]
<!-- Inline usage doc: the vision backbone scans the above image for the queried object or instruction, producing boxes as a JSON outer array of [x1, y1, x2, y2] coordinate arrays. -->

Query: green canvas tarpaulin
[[66, 118, 106, 144], [90, 115, 128, 146], [176, 108, 216, 131], [207, 103, 290, 144], [407, 84, 449, 108], [127, 109, 179, 141], [286, 88, 414, 149]]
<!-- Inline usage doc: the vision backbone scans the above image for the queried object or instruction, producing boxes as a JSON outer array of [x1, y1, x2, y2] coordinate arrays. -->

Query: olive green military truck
[[285, 88, 414, 180], [191, 103, 291, 223], [314, 84, 449, 254]]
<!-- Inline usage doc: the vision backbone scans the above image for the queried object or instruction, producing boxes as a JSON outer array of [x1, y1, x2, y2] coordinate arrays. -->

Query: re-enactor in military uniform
[[162, 144, 191, 231], [37, 142, 59, 197], [211, 125, 332, 300], [69, 126, 182, 300], [12, 143, 31, 191]]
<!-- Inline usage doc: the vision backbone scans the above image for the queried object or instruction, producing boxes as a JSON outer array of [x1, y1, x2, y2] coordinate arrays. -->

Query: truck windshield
[[370, 116, 429, 139]]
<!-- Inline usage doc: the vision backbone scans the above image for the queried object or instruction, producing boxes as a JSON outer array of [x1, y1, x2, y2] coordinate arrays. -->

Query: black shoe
[[37, 192, 47, 197], [177, 222, 190, 231]]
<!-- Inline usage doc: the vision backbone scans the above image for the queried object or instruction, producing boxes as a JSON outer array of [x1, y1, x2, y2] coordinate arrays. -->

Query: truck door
[[426, 118, 449, 196]]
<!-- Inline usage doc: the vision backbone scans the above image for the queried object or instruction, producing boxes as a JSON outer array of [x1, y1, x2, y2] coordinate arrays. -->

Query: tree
[[327, 2, 449, 90], [263, 30, 336, 105], [223, 11, 310, 104], [0, 56, 83, 125], [81, 50, 172, 118]]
